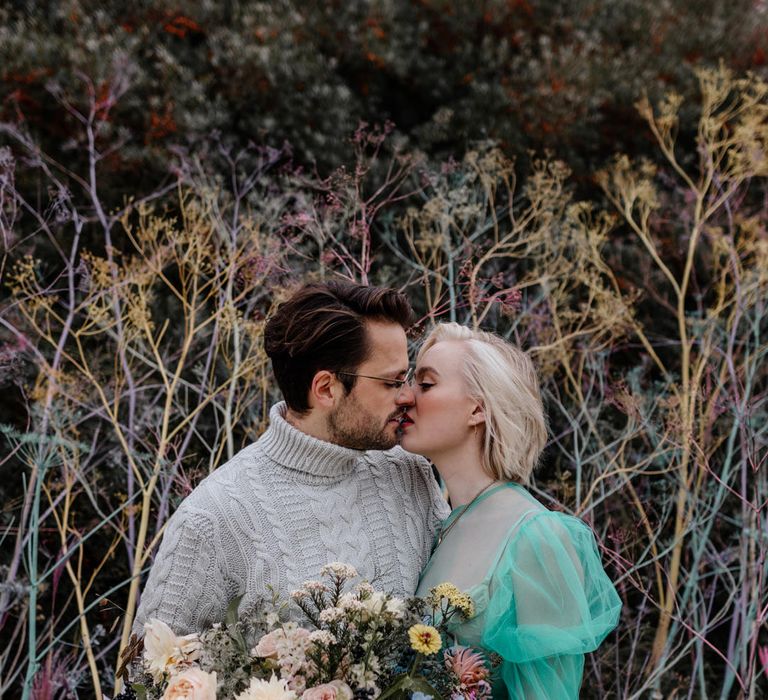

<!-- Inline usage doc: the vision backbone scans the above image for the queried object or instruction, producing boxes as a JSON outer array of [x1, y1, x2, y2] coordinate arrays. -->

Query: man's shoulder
[[362, 446, 438, 490], [363, 445, 429, 470], [176, 442, 263, 512]]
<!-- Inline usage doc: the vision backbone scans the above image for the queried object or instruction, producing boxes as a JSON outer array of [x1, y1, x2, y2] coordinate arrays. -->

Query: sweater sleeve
[[132, 505, 229, 637], [400, 450, 451, 540]]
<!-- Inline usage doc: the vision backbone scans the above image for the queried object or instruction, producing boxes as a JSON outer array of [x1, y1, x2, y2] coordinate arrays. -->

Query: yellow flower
[[452, 593, 475, 618], [429, 583, 475, 618], [408, 624, 442, 655], [430, 583, 461, 602]]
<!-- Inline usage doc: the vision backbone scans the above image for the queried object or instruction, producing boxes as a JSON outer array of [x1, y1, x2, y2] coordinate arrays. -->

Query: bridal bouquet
[[117, 564, 494, 700]]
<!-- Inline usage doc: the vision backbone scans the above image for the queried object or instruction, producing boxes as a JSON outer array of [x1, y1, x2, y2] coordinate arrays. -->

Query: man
[[131, 282, 448, 636]]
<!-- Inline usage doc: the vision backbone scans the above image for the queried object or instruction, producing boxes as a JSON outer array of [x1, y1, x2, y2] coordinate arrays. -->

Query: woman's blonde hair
[[417, 322, 547, 484]]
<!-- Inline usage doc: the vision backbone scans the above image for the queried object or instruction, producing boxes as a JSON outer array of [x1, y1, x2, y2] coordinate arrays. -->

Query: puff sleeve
[[481, 511, 621, 699]]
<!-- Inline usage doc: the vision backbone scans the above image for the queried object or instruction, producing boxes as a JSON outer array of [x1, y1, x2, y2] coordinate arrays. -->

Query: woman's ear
[[469, 403, 486, 427]]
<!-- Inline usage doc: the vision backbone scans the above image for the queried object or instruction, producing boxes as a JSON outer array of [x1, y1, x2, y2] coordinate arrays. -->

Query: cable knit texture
[[133, 402, 449, 636]]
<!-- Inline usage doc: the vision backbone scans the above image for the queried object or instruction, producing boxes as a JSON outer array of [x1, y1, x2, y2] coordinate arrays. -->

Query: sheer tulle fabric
[[416, 484, 621, 700]]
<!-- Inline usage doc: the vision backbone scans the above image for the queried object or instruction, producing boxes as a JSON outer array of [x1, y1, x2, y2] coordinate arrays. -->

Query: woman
[[400, 323, 621, 700]]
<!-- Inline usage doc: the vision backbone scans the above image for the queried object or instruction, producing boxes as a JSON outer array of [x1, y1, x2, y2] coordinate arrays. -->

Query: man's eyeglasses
[[336, 367, 413, 390]]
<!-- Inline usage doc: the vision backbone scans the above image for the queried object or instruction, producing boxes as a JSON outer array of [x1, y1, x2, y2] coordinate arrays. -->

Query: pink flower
[[253, 629, 285, 659], [161, 668, 217, 700], [759, 645, 768, 676], [301, 681, 353, 700], [444, 646, 491, 699]]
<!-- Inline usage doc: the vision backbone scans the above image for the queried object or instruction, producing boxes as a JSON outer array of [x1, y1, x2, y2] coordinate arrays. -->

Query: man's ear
[[309, 370, 339, 409], [469, 402, 486, 427]]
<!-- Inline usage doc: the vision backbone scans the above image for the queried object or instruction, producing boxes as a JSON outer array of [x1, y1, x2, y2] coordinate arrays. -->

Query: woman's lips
[[399, 413, 415, 428]]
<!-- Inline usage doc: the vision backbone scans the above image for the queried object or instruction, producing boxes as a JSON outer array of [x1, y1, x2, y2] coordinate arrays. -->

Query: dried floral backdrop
[[1, 2, 767, 698]]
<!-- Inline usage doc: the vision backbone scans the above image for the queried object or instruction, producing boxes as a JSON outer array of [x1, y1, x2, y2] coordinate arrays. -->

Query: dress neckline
[[444, 481, 523, 521]]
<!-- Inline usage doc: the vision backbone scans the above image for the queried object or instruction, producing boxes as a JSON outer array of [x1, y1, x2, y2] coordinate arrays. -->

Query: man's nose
[[396, 383, 415, 406]]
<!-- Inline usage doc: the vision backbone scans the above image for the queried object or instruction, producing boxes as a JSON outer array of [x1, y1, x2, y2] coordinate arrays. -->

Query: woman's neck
[[430, 442, 497, 508]]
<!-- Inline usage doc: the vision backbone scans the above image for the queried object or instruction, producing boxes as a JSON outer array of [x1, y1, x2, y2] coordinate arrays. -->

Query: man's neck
[[284, 408, 333, 443]]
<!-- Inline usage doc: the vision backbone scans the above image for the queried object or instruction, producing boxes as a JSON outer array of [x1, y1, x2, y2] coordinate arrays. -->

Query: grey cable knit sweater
[[132, 402, 449, 636]]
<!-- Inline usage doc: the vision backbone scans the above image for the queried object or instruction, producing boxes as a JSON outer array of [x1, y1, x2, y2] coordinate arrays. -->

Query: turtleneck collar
[[258, 402, 362, 480]]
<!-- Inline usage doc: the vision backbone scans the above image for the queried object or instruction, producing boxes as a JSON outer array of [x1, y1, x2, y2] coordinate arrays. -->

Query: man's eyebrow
[[381, 367, 409, 378]]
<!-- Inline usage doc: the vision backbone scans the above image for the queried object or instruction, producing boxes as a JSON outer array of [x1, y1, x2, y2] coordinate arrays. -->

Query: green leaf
[[378, 674, 410, 700], [224, 593, 249, 653], [131, 683, 147, 700], [379, 673, 445, 700], [225, 593, 245, 627]]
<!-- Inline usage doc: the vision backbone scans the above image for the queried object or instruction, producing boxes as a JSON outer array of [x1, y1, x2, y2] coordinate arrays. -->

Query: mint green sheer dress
[[416, 483, 621, 700]]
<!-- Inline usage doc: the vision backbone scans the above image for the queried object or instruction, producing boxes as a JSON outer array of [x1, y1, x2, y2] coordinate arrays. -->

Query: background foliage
[[1, 1, 767, 698]]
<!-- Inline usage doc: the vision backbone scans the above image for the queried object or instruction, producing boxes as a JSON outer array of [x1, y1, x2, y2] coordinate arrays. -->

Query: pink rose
[[161, 668, 217, 700], [301, 681, 353, 700], [253, 627, 311, 659], [253, 629, 285, 659]]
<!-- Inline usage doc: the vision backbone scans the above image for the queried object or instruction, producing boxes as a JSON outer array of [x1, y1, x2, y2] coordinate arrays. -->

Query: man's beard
[[327, 399, 401, 451]]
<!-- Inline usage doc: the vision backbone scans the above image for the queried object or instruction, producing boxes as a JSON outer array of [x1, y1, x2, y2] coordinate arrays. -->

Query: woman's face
[[399, 339, 481, 460]]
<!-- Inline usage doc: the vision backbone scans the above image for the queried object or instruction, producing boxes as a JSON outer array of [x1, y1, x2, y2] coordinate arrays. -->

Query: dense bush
[[1, 2, 767, 698], [2, 0, 766, 202]]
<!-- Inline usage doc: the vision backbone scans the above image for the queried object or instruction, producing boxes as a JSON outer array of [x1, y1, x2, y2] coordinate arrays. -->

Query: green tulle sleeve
[[481, 511, 622, 699]]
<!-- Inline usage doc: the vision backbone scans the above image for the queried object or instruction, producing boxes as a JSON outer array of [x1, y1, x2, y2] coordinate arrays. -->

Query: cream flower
[[161, 668, 216, 700], [302, 580, 329, 593], [354, 582, 374, 597], [235, 673, 298, 700], [308, 630, 336, 645], [385, 596, 406, 618], [143, 618, 202, 683], [360, 591, 386, 615], [318, 607, 345, 623], [301, 681, 353, 700], [338, 593, 365, 612]]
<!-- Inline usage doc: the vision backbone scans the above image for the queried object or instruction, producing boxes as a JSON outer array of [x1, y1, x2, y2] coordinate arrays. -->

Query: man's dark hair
[[264, 282, 415, 413]]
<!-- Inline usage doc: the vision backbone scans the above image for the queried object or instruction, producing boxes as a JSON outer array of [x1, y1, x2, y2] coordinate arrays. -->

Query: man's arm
[[131, 506, 228, 637]]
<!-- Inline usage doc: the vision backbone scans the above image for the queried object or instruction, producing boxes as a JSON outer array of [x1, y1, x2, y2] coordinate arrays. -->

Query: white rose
[[361, 592, 387, 615], [385, 597, 406, 618]]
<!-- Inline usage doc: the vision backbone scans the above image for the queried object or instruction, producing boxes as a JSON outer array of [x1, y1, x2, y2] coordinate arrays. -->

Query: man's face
[[327, 320, 414, 450]]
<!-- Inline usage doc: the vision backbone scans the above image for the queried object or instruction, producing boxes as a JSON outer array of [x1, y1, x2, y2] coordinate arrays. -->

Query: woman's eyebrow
[[415, 366, 440, 379]]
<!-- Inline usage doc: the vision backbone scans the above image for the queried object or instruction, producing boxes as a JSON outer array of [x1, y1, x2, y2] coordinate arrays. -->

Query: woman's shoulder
[[480, 482, 548, 528], [507, 500, 597, 550]]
